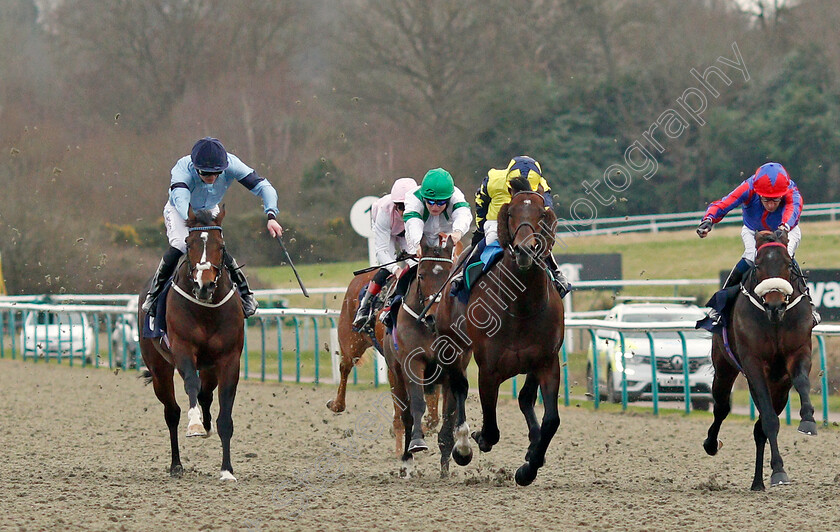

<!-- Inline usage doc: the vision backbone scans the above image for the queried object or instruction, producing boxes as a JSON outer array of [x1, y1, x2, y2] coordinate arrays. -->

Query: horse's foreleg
[[791, 351, 817, 435], [704, 356, 738, 456], [472, 367, 501, 453], [388, 369, 406, 457], [449, 369, 472, 467], [745, 373, 787, 490], [148, 362, 182, 477], [198, 370, 218, 437], [516, 366, 561, 487], [517, 373, 541, 462], [423, 384, 441, 434], [751, 418, 768, 491], [216, 357, 240, 481], [174, 350, 204, 438], [437, 384, 456, 477]]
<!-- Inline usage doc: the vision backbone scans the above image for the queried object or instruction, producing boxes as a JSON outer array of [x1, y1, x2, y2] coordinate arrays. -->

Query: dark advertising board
[[555, 253, 622, 282]]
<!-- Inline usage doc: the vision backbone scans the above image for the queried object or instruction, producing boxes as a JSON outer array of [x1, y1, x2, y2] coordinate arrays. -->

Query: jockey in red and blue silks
[[697, 161, 819, 325]]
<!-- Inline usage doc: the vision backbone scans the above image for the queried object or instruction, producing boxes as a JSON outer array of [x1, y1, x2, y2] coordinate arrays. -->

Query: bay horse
[[138, 206, 245, 480], [328, 266, 440, 455], [437, 179, 564, 486], [381, 235, 468, 477], [703, 230, 817, 490]]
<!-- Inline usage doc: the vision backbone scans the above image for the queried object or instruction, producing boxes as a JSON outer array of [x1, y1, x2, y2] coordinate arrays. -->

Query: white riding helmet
[[390, 177, 418, 203]]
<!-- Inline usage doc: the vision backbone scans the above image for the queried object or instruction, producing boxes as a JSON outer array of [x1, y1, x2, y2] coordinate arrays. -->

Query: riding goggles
[[197, 169, 222, 177], [425, 198, 449, 206]]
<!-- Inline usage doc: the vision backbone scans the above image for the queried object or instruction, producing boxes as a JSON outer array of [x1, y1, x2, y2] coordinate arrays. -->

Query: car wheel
[[691, 398, 712, 412], [606, 367, 620, 403]]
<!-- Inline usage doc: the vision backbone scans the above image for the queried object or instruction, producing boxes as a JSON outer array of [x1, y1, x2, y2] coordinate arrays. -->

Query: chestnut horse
[[328, 266, 440, 455], [139, 207, 244, 480], [703, 230, 817, 490], [382, 235, 467, 477], [436, 180, 564, 486]]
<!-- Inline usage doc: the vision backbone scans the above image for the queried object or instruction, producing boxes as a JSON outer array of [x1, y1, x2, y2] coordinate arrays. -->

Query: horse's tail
[[138, 369, 154, 386]]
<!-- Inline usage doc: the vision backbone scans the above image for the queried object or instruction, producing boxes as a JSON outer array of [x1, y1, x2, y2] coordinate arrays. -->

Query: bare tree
[[330, 0, 497, 138]]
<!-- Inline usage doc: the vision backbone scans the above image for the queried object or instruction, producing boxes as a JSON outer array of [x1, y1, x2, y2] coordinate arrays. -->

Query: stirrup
[[142, 293, 157, 316], [812, 306, 821, 327], [241, 292, 258, 318]]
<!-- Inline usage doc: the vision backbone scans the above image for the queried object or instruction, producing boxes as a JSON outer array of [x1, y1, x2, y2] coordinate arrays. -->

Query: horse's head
[[417, 234, 455, 305], [498, 177, 556, 270], [185, 206, 226, 303], [753, 230, 794, 323]]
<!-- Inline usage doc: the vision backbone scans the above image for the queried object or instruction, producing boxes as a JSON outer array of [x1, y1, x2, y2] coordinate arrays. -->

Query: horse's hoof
[[220, 470, 237, 481], [515, 463, 538, 486], [201, 426, 215, 439], [326, 399, 345, 413], [452, 447, 473, 466], [770, 471, 790, 487], [400, 456, 414, 478], [186, 424, 206, 437], [703, 438, 722, 456], [169, 464, 184, 478], [751, 482, 766, 492], [471, 431, 493, 453], [408, 438, 428, 453], [797, 420, 818, 436]]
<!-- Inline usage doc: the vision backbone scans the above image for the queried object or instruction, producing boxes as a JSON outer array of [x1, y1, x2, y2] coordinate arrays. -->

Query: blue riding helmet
[[191, 137, 229, 173]]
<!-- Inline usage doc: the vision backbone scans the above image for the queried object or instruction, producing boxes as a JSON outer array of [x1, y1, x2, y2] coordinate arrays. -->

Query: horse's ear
[[420, 235, 430, 255], [537, 184, 545, 194], [188, 206, 196, 222], [497, 203, 511, 248], [216, 204, 225, 224]]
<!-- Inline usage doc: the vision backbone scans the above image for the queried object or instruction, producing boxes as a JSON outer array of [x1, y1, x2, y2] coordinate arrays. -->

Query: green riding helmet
[[420, 168, 454, 200]]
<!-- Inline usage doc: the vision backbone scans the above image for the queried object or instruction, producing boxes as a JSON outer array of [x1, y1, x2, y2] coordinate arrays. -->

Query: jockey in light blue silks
[[142, 137, 282, 318]]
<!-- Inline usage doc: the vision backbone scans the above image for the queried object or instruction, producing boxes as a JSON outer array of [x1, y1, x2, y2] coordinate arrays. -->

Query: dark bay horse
[[703, 231, 817, 491], [328, 268, 441, 455], [382, 235, 468, 477], [139, 207, 245, 480], [437, 181, 564, 486]]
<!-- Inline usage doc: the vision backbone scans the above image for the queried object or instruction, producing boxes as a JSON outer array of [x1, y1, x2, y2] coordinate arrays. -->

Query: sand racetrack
[[1, 358, 839, 531]]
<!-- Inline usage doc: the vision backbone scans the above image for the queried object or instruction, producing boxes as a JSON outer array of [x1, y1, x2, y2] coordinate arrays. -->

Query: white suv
[[586, 300, 714, 411]]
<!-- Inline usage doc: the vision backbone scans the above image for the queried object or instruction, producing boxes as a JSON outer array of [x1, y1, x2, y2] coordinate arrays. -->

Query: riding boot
[[791, 259, 821, 326], [224, 251, 258, 317], [545, 254, 572, 298], [449, 244, 480, 296], [707, 258, 754, 325], [142, 246, 183, 317], [353, 287, 378, 330]]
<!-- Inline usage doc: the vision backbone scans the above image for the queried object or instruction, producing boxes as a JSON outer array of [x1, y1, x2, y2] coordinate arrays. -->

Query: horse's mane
[[192, 209, 217, 226], [509, 176, 532, 194]]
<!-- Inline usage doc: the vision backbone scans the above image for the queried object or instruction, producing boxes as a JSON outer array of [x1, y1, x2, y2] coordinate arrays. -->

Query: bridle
[[507, 190, 552, 264], [171, 224, 235, 307], [400, 255, 453, 321], [740, 241, 805, 314]]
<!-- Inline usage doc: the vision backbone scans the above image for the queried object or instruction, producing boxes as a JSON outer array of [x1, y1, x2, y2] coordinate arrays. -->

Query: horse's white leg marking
[[454, 422, 471, 455], [400, 454, 414, 479], [186, 406, 205, 437], [220, 470, 237, 481]]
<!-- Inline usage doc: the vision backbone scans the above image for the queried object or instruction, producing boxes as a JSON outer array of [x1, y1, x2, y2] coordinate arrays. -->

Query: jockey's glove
[[775, 223, 790, 241], [696, 218, 713, 238]]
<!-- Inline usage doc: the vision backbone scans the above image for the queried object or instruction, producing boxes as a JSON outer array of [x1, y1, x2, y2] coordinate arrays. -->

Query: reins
[[403, 255, 453, 319]]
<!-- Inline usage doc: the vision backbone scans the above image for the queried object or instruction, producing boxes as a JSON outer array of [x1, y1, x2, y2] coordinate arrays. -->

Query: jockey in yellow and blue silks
[[452, 156, 570, 298]]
